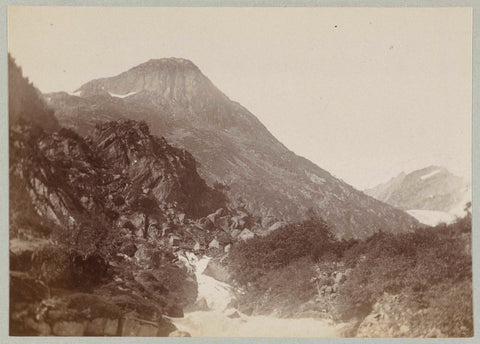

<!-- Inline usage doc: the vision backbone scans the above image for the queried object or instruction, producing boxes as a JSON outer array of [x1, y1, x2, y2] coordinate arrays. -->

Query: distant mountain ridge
[[364, 166, 471, 226], [45, 57, 420, 238], [364, 166, 470, 213]]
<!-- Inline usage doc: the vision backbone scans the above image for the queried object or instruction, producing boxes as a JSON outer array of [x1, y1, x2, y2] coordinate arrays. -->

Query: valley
[[8, 54, 472, 338]]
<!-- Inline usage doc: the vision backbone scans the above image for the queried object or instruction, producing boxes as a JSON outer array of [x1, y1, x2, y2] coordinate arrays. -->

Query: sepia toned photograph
[[7, 5, 473, 338]]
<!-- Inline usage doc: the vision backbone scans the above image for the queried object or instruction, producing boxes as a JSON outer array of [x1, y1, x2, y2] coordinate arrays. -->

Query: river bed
[[171, 255, 343, 337]]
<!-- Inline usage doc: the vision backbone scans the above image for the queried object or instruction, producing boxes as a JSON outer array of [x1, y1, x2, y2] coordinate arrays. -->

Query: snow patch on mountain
[[420, 169, 441, 180], [108, 91, 138, 98]]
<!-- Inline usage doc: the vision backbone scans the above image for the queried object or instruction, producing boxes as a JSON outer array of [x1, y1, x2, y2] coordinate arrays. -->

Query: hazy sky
[[8, 7, 472, 189]]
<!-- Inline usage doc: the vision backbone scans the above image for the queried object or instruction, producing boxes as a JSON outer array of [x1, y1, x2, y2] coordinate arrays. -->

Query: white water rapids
[[171, 254, 343, 337]]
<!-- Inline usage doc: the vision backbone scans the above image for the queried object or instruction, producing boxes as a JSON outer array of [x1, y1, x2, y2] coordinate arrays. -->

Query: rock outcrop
[[9, 56, 230, 336]]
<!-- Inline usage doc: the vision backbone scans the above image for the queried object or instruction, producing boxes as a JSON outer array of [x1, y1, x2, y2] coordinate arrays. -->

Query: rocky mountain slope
[[45, 58, 419, 238], [364, 166, 471, 225], [9, 56, 258, 336], [9, 54, 60, 131]]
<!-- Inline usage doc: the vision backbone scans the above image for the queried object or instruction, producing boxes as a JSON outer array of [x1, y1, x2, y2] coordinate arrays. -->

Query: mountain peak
[[75, 57, 212, 102], [140, 57, 199, 69]]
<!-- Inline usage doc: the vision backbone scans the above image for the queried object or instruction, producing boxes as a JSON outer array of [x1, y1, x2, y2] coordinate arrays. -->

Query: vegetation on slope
[[228, 211, 472, 337]]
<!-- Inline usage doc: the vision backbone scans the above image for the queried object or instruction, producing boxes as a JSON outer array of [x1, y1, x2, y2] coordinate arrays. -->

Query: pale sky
[[8, 6, 472, 189]]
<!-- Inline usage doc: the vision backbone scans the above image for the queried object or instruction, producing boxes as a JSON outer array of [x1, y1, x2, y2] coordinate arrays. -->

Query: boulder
[[104, 319, 119, 336], [192, 297, 209, 311], [119, 318, 142, 336], [224, 244, 231, 253], [208, 238, 220, 250], [177, 213, 186, 223], [216, 216, 230, 232], [214, 208, 225, 217], [119, 317, 161, 336], [136, 323, 159, 336], [268, 221, 286, 232], [334, 272, 346, 284], [85, 318, 108, 336], [169, 330, 191, 337], [261, 216, 276, 229], [230, 229, 241, 239], [198, 217, 214, 231], [207, 213, 217, 225], [156, 318, 176, 336], [203, 260, 231, 283], [230, 216, 240, 229], [227, 311, 241, 319], [217, 231, 231, 245], [52, 321, 86, 336], [164, 304, 184, 318], [238, 229, 255, 241], [120, 243, 137, 257], [24, 317, 51, 336]]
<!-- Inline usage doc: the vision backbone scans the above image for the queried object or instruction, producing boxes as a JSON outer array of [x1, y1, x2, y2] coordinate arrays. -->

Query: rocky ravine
[[10, 119, 273, 336], [45, 57, 420, 239], [9, 55, 272, 336]]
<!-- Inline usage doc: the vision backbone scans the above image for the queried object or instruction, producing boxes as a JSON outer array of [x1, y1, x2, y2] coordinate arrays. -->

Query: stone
[[427, 328, 445, 338], [230, 216, 240, 229], [208, 238, 220, 250], [120, 318, 142, 336], [137, 323, 159, 336], [207, 213, 217, 225], [230, 229, 241, 238], [85, 318, 107, 336], [224, 244, 231, 253], [216, 216, 230, 232], [24, 317, 51, 336], [268, 221, 285, 232], [164, 304, 183, 318], [227, 311, 241, 319], [261, 216, 276, 229], [169, 330, 191, 337], [156, 318, 176, 336], [198, 217, 214, 230], [334, 272, 346, 284], [177, 213, 186, 223], [238, 229, 254, 241], [52, 321, 86, 336], [120, 243, 137, 257], [104, 319, 119, 336], [192, 297, 209, 311], [399, 325, 410, 334]]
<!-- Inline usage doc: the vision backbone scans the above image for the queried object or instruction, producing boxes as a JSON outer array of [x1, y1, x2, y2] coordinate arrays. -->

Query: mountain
[[364, 166, 471, 226], [45, 57, 419, 238], [9, 56, 233, 336], [9, 54, 60, 131]]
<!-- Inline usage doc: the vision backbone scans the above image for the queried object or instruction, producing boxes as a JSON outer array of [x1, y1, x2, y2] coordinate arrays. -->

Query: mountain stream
[[170, 254, 343, 337]]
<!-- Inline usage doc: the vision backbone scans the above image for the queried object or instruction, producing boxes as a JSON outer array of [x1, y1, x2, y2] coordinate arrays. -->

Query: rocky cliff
[[8, 57, 237, 336]]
